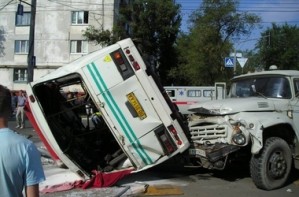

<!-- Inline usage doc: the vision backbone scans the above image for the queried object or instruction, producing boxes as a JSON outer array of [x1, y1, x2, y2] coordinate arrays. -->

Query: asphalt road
[[9, 119, 299, 197]]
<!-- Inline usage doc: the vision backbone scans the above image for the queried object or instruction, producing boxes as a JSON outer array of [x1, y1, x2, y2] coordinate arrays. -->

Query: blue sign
[[225, 57, 234, 68]]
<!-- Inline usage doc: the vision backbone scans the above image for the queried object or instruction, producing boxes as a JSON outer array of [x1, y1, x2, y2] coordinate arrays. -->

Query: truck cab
[[26, 38, 190, 179], [187, 69, 299, 190]]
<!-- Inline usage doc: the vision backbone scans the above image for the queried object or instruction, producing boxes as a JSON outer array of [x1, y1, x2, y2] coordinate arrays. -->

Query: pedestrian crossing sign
[[225, 57, 234, 68]]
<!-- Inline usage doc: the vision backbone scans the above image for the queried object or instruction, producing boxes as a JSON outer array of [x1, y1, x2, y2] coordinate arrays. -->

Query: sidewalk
[[8, 117, 40, 143]]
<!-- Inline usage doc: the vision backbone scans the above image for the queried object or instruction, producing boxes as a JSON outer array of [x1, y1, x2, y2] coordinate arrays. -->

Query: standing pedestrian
[[16, 90, 27, 129], [0, 84, 45, 197]]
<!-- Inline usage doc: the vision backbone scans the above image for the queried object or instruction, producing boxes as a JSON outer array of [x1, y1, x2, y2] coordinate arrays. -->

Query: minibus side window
[[166, 90, 175, 97], [110, 49, 134, 80], [187, 90, 201, 97], [203, 90, 213, 97]]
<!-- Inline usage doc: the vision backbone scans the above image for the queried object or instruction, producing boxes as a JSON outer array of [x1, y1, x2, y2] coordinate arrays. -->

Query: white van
[[164, 83, 226, 115], [25, 38, 190, 179]]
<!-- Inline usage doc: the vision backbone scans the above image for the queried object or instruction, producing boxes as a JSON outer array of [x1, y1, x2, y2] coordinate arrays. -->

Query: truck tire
[[250, 137, 292, 190]]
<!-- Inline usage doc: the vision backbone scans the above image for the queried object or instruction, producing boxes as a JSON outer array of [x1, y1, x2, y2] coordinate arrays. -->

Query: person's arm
[[25, 143, 45, 197], [25, 184, 40, 197]]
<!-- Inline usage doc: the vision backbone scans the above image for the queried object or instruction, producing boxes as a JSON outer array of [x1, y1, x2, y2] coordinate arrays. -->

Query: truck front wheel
[[250, 137, 292, 190]]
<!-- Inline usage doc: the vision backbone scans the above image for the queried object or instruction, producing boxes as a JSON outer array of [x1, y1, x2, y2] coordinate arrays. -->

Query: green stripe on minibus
[[87, 62, 153, 165]]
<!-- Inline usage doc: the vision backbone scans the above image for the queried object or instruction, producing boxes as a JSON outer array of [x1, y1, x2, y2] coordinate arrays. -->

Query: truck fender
[[250, 129, 263, 154], [249, 115, 293, 155]]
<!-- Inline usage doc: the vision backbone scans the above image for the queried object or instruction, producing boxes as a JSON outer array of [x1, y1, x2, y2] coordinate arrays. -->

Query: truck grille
[[190, 125, 228, 144]]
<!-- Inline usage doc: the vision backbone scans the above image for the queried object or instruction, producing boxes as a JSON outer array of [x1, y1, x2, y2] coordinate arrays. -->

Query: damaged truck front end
[[186, 71, 299, 190], [187, 101, 262, 170]]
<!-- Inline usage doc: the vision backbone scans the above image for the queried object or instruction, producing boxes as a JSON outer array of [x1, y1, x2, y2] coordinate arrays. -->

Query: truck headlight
[[232, 133, 246, 145]]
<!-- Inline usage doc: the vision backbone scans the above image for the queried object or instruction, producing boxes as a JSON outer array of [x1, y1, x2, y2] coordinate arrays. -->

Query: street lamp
[[17, 0, 36, 83]]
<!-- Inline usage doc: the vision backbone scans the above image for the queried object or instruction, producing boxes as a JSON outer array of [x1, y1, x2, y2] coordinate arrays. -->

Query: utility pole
[[233, 48, 236, 76], [27, 0, 36, 83]]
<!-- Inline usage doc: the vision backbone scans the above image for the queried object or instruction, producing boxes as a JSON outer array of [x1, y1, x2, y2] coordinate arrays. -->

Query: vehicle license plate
[[127, 92, 147, 120]]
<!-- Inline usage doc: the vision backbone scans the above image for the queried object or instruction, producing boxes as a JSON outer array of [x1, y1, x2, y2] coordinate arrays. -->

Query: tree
[[83, 0, 181, 84], [256, 23, 299, 70], [169, 0, 260, 85]]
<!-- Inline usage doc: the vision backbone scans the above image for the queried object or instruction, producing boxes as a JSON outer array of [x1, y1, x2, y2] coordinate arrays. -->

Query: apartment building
[[0, 0, 123, 91]]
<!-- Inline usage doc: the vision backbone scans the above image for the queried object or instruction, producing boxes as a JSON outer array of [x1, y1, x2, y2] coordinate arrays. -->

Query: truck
[[25, 38, 190, 181], [186, 69, 299, 190], [164, 83, 226, 115]]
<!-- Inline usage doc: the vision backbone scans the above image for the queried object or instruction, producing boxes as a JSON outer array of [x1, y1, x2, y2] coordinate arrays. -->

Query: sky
[[175, 0, 299, 51]]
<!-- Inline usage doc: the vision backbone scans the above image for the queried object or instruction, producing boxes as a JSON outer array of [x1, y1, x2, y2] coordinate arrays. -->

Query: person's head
[[0, 85, 11, 119], [19, 90, 24, 96]]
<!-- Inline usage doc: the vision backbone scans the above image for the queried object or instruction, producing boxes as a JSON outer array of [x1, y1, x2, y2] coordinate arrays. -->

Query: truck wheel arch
[[250, 123, 295, 155], [262, 124, 295, 146]]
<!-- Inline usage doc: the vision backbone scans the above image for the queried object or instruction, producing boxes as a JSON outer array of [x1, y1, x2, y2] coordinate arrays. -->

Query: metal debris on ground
[[142, 184, 183, 196]]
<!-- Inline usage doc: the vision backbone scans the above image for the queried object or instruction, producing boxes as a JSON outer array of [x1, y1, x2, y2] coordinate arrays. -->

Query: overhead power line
[[0, 0, 14, 11], [180, 8, 299, 13]]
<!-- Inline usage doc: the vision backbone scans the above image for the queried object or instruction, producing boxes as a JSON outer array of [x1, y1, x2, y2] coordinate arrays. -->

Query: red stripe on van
[[173, 101, 198, 105], [24, 102, 60, 161]]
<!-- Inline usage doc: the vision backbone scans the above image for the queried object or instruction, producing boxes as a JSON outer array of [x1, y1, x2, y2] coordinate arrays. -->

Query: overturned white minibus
[[26, 38, 190, 180]]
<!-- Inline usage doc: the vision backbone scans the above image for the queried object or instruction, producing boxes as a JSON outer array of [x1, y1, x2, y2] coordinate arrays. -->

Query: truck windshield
[[229, 76, 291, 99]]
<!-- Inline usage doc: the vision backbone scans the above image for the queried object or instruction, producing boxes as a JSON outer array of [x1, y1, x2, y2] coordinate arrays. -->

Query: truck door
[[292, 79, 299, 135]]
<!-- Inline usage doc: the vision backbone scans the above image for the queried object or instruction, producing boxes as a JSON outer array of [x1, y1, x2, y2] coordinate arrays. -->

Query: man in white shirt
[[16, 90, 27, 129]]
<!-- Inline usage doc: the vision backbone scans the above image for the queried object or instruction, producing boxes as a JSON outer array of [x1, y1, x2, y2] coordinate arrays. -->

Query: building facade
[[0, 0, 122, 91]]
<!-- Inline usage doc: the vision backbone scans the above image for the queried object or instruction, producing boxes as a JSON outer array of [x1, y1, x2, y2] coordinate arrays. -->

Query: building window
[[71, 11, 89, 25], [15, 40, 29, 54], [13, 68, 27, 82], [16, 12, 31, 26], [70, 40, 88, 53]]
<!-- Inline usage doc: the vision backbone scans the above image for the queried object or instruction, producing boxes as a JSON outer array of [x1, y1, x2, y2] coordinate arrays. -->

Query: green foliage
[[257, 23, 299, 70], [121, 0, 182, 84], [83, 26, 115, 46], [83, 0, 181, 84], [169, 0, 260, 85]]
